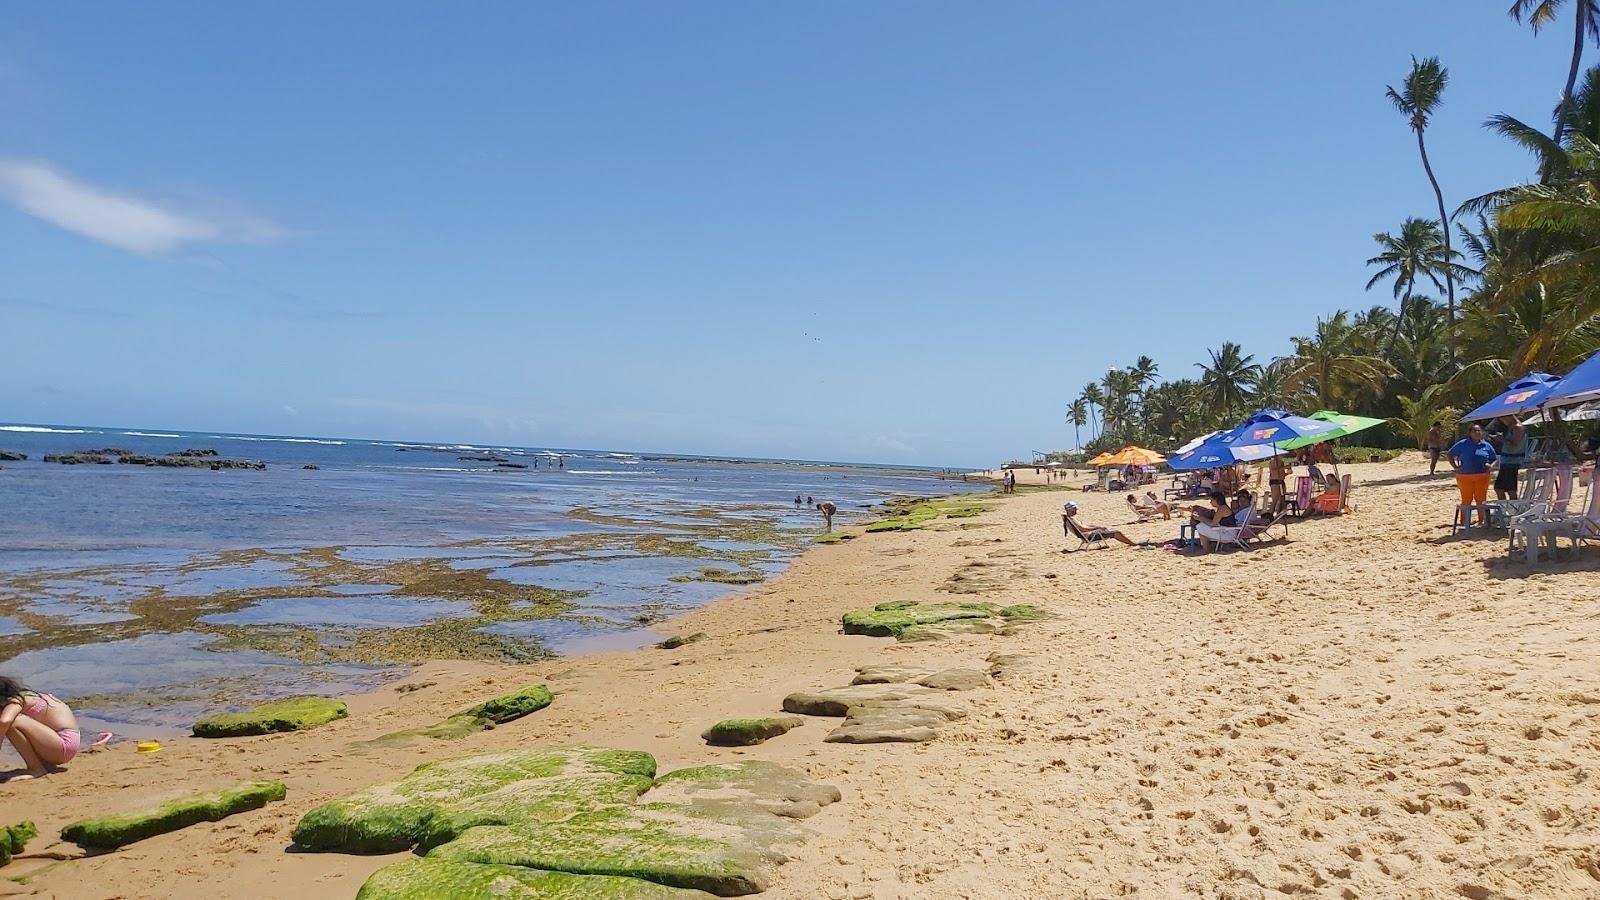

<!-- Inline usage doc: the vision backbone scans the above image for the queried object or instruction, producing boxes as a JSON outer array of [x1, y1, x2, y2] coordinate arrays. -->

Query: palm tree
[[1509, 0, 1600, 146], [1387, 57, 1459, 335], [1080, 383, 1104, 441], [1131, 356, 1160, 394], [1273, 312, 1395, 410], [1365, 218, 1472, 347], [1196, 342, 1261, 421], [1390, 384, 1461, 448], [1067, 399, 1088, 450]]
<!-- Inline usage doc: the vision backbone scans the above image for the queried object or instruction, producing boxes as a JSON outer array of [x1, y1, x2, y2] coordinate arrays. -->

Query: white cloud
[[282, 404, 299, 416], [0, 159, 287, 254]]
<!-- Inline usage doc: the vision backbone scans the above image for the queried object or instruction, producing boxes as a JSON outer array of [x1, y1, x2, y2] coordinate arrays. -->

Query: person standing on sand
[[816, 500, 836, 532], [1425, 423, 1444, 475], [1493, 415, 1528, 501], [1448, 424, 1497, 526], [1268, 454, 1289, 513]]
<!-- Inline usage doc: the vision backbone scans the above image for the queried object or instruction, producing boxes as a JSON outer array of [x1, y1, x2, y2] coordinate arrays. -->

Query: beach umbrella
[[1174, 431, 1223, 455], [1086, 452, 1114, 466], [1539, 348, 1600, 409], [1460, 372, 1564, 422], [1218, 409, 1342, 449], [1097, 446, 1165, 467], [1276, 410, 1385, 450], [1167, 434, 1279, 470], [1523, 399, 1600, 425]]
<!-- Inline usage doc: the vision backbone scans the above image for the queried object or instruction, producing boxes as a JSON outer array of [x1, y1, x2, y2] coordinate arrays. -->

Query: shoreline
[[4, 457, 1600, 898]]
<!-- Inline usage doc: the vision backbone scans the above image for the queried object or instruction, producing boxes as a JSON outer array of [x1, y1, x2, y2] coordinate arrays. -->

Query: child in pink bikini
[[0, 676, 108, 780]]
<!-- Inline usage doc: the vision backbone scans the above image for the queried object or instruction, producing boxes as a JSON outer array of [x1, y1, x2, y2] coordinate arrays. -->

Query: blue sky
[[0, 3, 1578, 467]]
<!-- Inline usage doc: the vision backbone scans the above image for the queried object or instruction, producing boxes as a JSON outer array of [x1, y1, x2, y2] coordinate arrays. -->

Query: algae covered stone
[[700, 717, 804, 747], [0, 820, 35, 866], [429, 802, 802, 896], [292, 747, 656, 853], [62, 781, 286, 850], [648, 760, 841, 820], [460, 683, 554, 725], [192, 696, 348, 738], [655, 633, 707, 650], [356, 858, 707, 900], [840, 601, 995, 638]]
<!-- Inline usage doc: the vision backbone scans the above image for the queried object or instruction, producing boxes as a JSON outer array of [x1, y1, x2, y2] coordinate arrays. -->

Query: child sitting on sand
[[0, 676, 108, 780]]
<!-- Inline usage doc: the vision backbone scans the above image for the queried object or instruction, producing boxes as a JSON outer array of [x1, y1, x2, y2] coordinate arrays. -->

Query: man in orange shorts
[[1448, 423, 1497, 526]]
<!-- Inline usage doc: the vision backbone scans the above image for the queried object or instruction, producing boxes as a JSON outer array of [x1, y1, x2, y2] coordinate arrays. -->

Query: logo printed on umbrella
[[1504, 390, 1537, 404], [1251, 427, 1279, 440]]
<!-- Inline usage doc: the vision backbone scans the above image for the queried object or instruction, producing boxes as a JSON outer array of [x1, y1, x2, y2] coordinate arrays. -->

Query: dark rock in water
[[169, 448, 219, 458], [44, 452, 115, 465], [0, 451, 25, 461], [495, 462, 527, 469], [303, 464, 320, 470], [458, 455, 508, 463], [656, 632, 708, 650]]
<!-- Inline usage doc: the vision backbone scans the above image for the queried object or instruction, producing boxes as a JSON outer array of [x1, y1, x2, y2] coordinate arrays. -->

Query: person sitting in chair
[[1062, 502, 1135, 547], [1127, 493, 1173, 520]]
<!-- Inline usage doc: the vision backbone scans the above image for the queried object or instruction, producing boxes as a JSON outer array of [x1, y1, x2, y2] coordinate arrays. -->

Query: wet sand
[[3, 454, 1600, 898]]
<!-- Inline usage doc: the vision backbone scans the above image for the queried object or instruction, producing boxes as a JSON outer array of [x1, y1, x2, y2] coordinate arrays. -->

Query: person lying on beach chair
[[1126, 493, 1173, 520], [1062, 502, 1135, 550]]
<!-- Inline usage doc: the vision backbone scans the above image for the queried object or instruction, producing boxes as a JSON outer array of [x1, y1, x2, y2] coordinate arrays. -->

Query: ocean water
[[0, 423, 980, 734]]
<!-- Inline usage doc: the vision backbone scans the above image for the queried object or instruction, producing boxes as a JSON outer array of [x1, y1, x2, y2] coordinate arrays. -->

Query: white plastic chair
[[1511, 478, 1600, 565]]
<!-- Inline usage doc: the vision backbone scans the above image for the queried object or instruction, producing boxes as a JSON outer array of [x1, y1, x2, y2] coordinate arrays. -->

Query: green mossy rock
[[62, 782, 286, 850], [360, 684, 555, 749], [429, 802, 801, 896], [356, 858, 707, 900], [655, 633, 708, 650], [0, 821, 36, 866], [292, 748, 657, 854], [461, 684, 554, 725], [998, 604, 1050, 622], [813, 532, 855, 544], [668, 568, 763, 586], [700, 717, 804, 747], [840, 601, 995, 637], [192, 696, 348, 738], [647, 761, 841, 820]]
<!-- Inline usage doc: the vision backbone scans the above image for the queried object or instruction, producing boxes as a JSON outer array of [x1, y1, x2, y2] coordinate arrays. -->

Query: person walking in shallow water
[[816, 500, 836, 533]]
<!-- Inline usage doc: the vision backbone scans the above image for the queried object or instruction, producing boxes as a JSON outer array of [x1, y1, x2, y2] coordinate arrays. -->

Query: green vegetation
[[864, 498, 989, 533], [998, 604, 1050, 622], [841, 601, 996, 637], [192, 696, 348, 738], [813, 531, 856, 544], [62, 782, 286, 850], [654, 633, 707, 650], [0, 821, 35, 867]]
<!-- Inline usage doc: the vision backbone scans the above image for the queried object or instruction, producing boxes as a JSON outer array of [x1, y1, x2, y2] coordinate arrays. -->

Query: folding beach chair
[[1510, 477, 1600, 565], [1286, 476, 1314, 518], [1197, 505, 1290, 551], [1063, 514, 1111, 551]]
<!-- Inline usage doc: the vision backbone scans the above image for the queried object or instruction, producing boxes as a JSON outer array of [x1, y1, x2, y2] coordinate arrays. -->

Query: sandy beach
[[3, 454, 1599, 898]]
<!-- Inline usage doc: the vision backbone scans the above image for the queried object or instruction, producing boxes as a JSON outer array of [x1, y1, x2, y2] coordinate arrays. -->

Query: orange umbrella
[[1097, 446, 1165, 467]]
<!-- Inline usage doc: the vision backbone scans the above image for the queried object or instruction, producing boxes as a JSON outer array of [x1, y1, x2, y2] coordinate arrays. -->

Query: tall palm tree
[[1509, 0, 1600, 146], [1273, 312, 1395, 410], [1080, 383, 1104, 441], [1387, 57, 1459, 335], [1196, 342, 1261, 421], [1131, 356, 1160, 394], [1067, 399, 1088, 451]]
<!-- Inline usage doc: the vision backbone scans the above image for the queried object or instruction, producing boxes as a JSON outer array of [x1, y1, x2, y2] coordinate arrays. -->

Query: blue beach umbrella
[[1540, 350, 1600, 409], [1461, 372, 1564, 422], [1167, 433, 1279, 470], [1219, 408, 1342, 449]]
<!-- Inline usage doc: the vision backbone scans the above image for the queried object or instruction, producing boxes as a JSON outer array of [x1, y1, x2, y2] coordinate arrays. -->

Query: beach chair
[[1310, 474, 1351, 515], [1063, 514, 1111, 551], [1509, 478, 1600, 565], [1491, 468, 1552, 533], [1285, 476, 1314, 518], [1197, 505, 1290, 551]]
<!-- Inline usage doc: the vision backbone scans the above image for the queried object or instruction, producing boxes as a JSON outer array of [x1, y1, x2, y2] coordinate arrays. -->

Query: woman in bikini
[[0, 677, 106, 780]]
